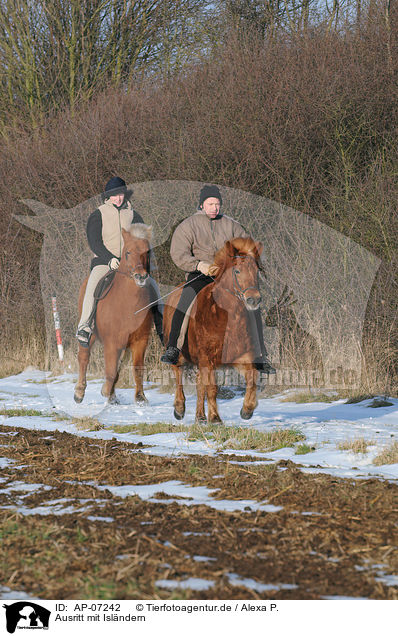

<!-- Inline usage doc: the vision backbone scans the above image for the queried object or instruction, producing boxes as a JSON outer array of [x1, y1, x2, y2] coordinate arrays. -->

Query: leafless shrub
[[265, 285, 324, 379]]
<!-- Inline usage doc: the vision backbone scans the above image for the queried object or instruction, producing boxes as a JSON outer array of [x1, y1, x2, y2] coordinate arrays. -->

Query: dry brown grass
[[0, 424, 397, 600], [337, 438, 374, 454], [373, 441, 398, 466], [71, 417, 104, 432]]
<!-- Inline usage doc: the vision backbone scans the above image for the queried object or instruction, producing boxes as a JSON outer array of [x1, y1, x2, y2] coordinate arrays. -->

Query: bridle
[[115, 264, 147, 280], [115, 250, 149, 280], [227, 254, 262, 302]]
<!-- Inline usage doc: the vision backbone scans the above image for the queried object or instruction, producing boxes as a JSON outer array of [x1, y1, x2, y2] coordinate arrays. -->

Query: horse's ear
[[122, 228, 129, 241], [225, 241, 236, 257], [255, 241, 263, 257]]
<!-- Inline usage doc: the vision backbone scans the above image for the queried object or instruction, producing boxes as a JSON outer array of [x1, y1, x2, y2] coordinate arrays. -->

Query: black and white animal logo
[[3, 602, 51, 634]]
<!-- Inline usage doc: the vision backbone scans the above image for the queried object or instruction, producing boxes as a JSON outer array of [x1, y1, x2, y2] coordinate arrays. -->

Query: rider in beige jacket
[[76, 176, 163, 347], [160, 184, 275, 373], [170, 207, 249, 273]]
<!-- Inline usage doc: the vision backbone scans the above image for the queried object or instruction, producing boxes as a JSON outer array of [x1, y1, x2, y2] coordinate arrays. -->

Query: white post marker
[[51, 294, 64, 362]]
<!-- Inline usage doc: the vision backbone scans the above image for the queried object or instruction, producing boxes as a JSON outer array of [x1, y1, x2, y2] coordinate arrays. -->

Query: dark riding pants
[[148, 279, 163, 337], [168, 272, 213, 348]]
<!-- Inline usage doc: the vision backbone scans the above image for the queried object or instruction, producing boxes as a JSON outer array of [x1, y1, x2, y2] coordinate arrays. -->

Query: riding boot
[[251, 309, 276, 374], [151, 304, 164, 344], [147, 277, 164, 344], [161, 308, 185, 364], [161, 273, 212, 365], [76, 326, 92, 348], [160, 346, 180, 365]]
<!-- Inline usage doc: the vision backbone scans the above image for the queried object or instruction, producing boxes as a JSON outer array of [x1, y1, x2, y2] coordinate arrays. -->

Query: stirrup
[[76, 327, 92, 348], [160, 346, 180, 365], [253, 357, 276, 374]]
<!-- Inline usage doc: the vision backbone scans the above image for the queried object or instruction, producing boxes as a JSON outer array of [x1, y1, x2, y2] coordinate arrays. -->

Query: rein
[[134, 272, 205, 315]]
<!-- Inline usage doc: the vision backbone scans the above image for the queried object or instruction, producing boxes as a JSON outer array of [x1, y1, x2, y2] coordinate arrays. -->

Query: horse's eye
[[235, 269, 240, 274], [125, 251, 130, 259]]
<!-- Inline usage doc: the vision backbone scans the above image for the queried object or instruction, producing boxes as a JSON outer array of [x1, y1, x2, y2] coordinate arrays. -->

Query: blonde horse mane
[[128, 223, 153, 242]]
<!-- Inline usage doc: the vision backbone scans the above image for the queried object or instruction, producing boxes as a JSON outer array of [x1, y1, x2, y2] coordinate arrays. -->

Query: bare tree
[[0, 0, 216, 125]]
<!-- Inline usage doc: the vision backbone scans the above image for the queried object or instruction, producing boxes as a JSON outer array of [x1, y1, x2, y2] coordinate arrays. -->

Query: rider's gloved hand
[[208, 264, 219, 277], [108, 257, 120, 270], [197, 261, 211, 276]]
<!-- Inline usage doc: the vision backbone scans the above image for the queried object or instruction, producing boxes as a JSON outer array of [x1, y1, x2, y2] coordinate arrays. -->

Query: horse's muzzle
[[134, 272, 149, 287], [244, 293, 261, 311]]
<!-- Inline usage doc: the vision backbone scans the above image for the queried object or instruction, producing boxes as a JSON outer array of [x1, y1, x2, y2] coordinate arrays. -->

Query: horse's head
[[121, 225, 152, 287], [213, 237, 263, 310]]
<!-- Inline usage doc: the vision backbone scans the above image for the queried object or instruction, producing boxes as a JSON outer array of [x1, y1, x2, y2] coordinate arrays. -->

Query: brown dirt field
[[0, 425, 397, 600]]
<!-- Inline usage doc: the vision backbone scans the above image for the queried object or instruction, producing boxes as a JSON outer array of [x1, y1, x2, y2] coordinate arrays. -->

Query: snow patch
[[156, 577, 215, 591], [227, 573, 298, 592], [87, 479, 283, 513], [0, 369, 397, 482]]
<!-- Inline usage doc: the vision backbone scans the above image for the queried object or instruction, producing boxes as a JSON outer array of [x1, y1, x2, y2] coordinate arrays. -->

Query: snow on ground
[[0, 367, 397, 482], [84, 479, 284, 513]]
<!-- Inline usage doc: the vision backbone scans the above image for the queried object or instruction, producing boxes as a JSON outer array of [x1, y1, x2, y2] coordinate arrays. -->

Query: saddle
[[87, 270, 116, 330]]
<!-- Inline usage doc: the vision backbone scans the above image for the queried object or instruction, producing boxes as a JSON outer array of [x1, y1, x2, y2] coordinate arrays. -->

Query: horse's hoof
[[174, 407, 185, 420], [74, 393, 83, 404], [136, 394, 148, 405], [195, 415, 207, 425], [208, 416, 222, 425], [108, 394, 119, 405], [240, 407, 253, 420]]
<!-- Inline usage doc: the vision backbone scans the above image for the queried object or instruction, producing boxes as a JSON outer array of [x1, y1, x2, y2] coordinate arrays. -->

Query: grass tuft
[[187, 424, 305, 452], [51, 412, 71, 422], [295, 443, 316, 455], [345, 394, 374, 404], [337, 438, 373, 454], [373, 441, 398, 466], [111, 422, 188, 435], [71, 417, 104, 431], [0, 408, 45, 417], [108, 421, 305, 452], [367, 397, 394, 408], [281, 392, 338, 403]]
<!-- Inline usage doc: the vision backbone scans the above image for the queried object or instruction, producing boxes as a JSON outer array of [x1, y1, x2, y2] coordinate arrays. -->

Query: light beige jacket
[[97, 200, 135, 259], [170, 209, 249, 273]]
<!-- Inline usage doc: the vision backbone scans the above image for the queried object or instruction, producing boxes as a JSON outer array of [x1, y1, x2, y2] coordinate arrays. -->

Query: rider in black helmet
[[76, 176, 163, 347]]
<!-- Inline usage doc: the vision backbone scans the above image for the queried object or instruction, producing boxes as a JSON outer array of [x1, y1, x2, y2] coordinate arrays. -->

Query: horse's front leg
[[101, 342, 121, 402], [173, 364, 185, 420], [195, 368, 206, 424], [74, 336, 95, 403], [130, 338, 149, 404], [202, 365, 222, 425], [237, 364, 258, 420]]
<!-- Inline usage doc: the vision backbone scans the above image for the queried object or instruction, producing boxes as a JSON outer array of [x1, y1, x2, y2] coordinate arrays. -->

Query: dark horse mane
[[211, 237, 262, 280]]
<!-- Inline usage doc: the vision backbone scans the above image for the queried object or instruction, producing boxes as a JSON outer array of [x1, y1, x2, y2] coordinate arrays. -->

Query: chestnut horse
[[74, 225, 153, 404], [163, 237, 263, 423]]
